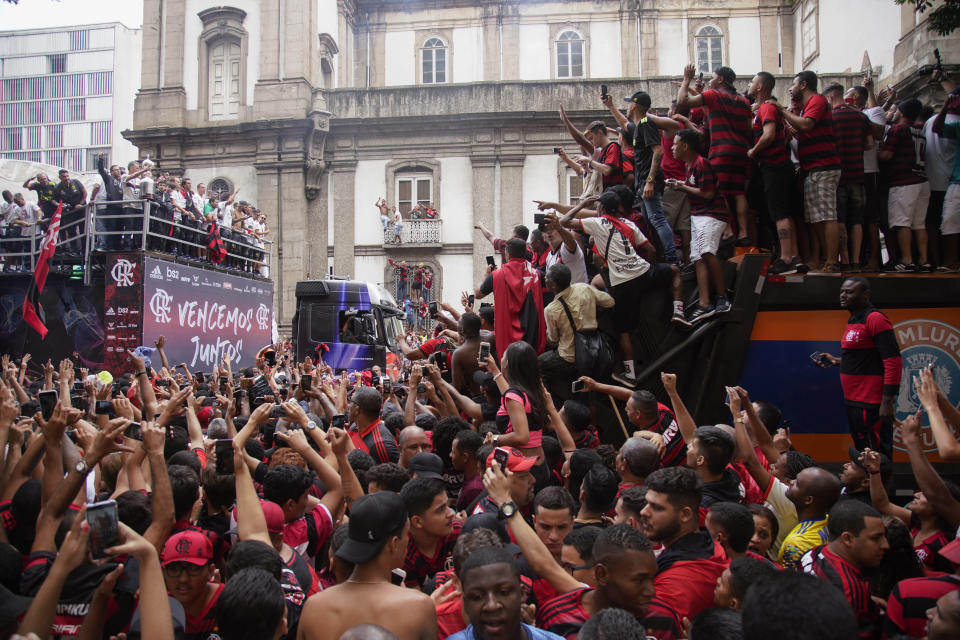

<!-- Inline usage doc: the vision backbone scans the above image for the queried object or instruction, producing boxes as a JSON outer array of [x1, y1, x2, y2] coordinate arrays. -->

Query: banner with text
[[141, 257, 274, 370], [103, 253, 144, 373]]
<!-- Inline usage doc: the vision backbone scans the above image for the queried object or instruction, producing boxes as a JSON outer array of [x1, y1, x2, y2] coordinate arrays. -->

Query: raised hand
[[661, 372, 677, 393], [861, 448, 882, 474], [154, 335, 166, 350]]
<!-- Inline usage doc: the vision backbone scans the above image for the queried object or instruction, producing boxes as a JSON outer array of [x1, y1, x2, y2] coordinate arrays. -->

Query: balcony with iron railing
[[382, 218, 442, 249]]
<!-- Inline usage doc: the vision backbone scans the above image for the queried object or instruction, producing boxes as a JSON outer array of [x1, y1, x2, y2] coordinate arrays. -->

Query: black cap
[[623, 90, 651, 108], [409, 452, 444, 480], [473, 370, 494, 387], [848, 445, 893, 485], [336, 492, 408, 565], [0, 584, 31, 628]]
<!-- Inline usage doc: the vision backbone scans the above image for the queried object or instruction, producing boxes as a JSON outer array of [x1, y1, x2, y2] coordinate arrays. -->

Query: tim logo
[[149, 289, 172, 324], [223, 281, 232, 291], [256, 304, 270, 331], [893, 319, 960, 453], [111, 259, 136, 287], [149, 265, 162, 280]]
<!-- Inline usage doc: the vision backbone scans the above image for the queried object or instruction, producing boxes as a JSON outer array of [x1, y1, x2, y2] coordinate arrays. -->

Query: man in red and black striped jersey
[[747, 71, 803, 274], [580, 377, 688, 468], [399, 478, 460, 589], [347, 386, 400, 464], [678, 63, 754, 246], [475, 222, 534, 263], [800, 500, 888, 640], [884, 572, 960, 639], [775, 70, 843, 272], [536, 524, 679, 640], [824, 83, 875, 270], [819, 277, 902, 457]]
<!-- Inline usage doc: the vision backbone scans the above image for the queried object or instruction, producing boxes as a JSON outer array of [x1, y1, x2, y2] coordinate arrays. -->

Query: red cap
[[939, 537, 960, 564], [485, 447, 537, 472], [161, 530, 213, 566], [125, 385, 140, 409], [262, 501, 285, 534], [195, 406, 212, 426]]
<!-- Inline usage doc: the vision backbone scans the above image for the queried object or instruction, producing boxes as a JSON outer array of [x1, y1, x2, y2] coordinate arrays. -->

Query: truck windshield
[[383, 312, 404, 351]]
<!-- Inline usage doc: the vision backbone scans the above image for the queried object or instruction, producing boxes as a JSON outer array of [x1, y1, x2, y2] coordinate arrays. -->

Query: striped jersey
[[832, 104, 872, 185], [801, 544, 879, 639], [685, 156, 729, 221], [752, 102, 791, 167], [880, 122, 928, 186], [883, 574, 960, 640], [796, 94, 841, 172], [536, 588, 679, 640], [700, 89, 752, 160], [840, 305, 902, 407]]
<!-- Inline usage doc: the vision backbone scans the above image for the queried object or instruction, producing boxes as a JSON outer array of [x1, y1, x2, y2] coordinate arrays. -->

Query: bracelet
[[734, 418, 744, 424], [492, 373, 503, 381], [136, 370, 147, 377]]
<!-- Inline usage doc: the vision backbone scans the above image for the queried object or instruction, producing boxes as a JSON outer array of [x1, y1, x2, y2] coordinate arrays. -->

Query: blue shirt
[[447, 623, 565, 640]]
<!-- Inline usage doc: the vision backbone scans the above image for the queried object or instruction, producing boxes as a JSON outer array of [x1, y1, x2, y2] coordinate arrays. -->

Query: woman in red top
[[481, 341, 549, 461]]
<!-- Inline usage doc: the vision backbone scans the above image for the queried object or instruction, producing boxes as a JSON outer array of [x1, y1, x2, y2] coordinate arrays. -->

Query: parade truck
[[291, 277, 405, 372], [0, 232, 275, 374]]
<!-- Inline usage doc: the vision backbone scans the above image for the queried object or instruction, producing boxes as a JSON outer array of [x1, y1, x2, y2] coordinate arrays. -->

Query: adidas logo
[[105, 307, 115, 316], [150, 266, 162, 280]]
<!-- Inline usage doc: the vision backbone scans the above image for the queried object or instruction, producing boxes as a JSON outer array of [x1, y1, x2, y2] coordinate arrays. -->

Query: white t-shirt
[[577, 216, 650, 286], [545, 240, 589, 285], [862, 106, 887, 174], [219, 203, 233, 228], [121, 174, 141, 200], [923, 113, 960, 191], [763, 476, 799, 557], [191, 193, 205, 215], [0, 201, 12, 228]]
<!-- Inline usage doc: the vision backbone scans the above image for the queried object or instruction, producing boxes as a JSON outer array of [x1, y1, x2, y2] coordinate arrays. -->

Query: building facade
[[0, 23, 142, 173], [125, 0, 952, 331]]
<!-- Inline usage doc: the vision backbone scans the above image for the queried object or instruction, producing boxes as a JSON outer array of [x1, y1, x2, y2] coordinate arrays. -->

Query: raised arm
[[901, 411, 960, 530], [559, 104, 594, 156], [483, 466, 582, 594], [677, 65, 705, 109], [601, 95, 630, 129], [141, 421, 174, 554], [917, 367, 960, 461], [862, 448, 911, 526], [661, 373, 696, 445]]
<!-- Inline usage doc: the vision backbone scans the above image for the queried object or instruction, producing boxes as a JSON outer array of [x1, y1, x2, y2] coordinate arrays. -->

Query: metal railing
[[0, 199, 273, 285], [383, 218, 442, 245]]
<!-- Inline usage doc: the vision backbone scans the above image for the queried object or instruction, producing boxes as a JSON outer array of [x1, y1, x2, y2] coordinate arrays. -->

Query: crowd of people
[[0, 156, 271, 275], [0, 61, 959, 640]]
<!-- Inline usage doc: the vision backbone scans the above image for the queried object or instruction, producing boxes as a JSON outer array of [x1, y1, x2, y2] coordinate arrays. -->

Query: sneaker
[[688, 304, 716, 324], [714, 297, 732, 314], [789, 257, 810, 274], [936, 265, 951, 272], [671, 309, 692, 329], [918, 263, 933, 273], [892, 262, 917, 272], [768, 258, 797, 275], [612, 371, 639, 388]]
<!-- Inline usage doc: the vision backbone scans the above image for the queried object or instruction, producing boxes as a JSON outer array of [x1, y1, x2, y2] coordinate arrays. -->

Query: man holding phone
[[347, 386, 400, 464]]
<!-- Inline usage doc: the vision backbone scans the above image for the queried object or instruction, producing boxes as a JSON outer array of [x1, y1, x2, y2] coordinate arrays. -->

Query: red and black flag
[[207, 222, 227, 264], [22, 201, 63, 339]]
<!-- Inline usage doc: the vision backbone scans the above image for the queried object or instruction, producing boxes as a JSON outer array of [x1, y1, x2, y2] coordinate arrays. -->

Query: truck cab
[[292, 278, 405, 371]]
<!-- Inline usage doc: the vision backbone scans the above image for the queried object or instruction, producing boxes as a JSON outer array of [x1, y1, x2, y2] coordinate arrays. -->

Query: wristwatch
[[498, 501, 518, 520], [75, 459, 89, 475], [305, 420, 318, 432]]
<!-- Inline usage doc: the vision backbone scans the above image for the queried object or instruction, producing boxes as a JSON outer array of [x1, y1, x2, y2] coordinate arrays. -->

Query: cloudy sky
[[0, 0, 144, 31]]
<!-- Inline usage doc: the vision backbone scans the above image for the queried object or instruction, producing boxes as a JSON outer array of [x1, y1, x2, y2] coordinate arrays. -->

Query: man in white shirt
[[923, 78, 960, 270], [542, 212, 589, 284], [7, 193, 41, 271]]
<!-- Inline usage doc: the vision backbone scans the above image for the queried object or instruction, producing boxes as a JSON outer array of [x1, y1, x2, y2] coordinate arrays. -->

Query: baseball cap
[[161, 530, 214, 567], [939, 537, 960, 564], [230, 500, 284, 535], [485, 447, 537, 473], [0, 584, 31, 628], [848, 445, 893, 485], [336, 492, 408, 565], [409, 452, 444, 480], [623, 90, 651, 108]]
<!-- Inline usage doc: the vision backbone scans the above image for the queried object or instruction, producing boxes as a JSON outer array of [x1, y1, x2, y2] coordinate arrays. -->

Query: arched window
[[695, 26, 723, 74], [208, 177, 233, 200], [420, 37, 447, 84], [395, 166, 432, 215], [556, 30, 584, 79]]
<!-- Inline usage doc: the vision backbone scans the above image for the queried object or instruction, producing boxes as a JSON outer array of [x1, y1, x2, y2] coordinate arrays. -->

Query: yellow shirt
[[778, 517, 829, 569], [543, 284, 615, 362]]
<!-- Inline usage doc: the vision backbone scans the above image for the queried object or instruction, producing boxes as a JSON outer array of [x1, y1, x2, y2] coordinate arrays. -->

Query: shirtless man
[[451, 312, 484, 396], [377, 198, 391, 233], [297, 492, 437, 640]]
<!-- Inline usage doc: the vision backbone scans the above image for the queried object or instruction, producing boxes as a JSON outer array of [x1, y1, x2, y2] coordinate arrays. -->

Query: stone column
[[499, 155, 524, 239], [620, 6, 640, 78], [332, 162, 357, 278], [480, 7, 501, 81], [471, 156, 496, 285], [638, 10, 658, 78], [162, 0, 186, 89]]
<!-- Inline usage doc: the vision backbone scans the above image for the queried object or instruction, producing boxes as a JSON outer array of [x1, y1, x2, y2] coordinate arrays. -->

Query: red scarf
[[491, 258, 545, 358], [590, 214, 640, 263]]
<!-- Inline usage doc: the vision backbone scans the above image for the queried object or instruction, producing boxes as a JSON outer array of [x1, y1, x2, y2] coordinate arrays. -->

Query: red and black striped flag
[[22, 201, 62, 339], [207, 222, 227, 264]]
